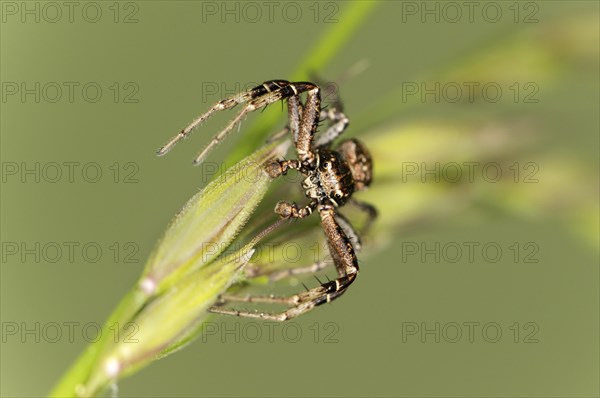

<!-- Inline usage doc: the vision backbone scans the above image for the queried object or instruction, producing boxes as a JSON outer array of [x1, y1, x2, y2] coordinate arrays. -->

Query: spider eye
[[335, 192, 343, 199], [322, 161, 330, 168]]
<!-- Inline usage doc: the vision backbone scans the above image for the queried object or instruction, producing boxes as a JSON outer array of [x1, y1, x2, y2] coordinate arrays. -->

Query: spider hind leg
[[208, 205, 360, 321], [208, 273, 355, 321]]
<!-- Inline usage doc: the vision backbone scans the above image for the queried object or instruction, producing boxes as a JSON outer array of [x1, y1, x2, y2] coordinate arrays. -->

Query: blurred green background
[[1, 1, 598, 397]]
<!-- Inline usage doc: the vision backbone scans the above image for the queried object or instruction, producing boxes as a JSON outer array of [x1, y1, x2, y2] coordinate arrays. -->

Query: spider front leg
[[158, 80, 320, 165], [294, 83, 321, 166], [279, 94, 348, 149], [313, 107, 349, 148], [194, 81, 322, 165], [266, 93, 305, 144], [288, 94, 303, 145], [208, 204, 359, 321], [157, 80, 286, 156]]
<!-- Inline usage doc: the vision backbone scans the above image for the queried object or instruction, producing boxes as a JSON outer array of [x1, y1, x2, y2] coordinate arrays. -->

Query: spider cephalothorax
[[305, 147, 356, 205], [277, 139, 372, 217], [158, 80, 377, 321]]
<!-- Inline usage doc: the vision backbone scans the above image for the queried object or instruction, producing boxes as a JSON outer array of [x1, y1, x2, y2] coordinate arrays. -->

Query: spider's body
[[274, 140, 371, 217], [303, 148, 355, 205], [158, 80, 377, 321]]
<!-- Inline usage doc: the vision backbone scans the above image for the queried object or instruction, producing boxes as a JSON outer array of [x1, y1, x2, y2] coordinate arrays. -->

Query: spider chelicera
[[157, 80, 377, 321]]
